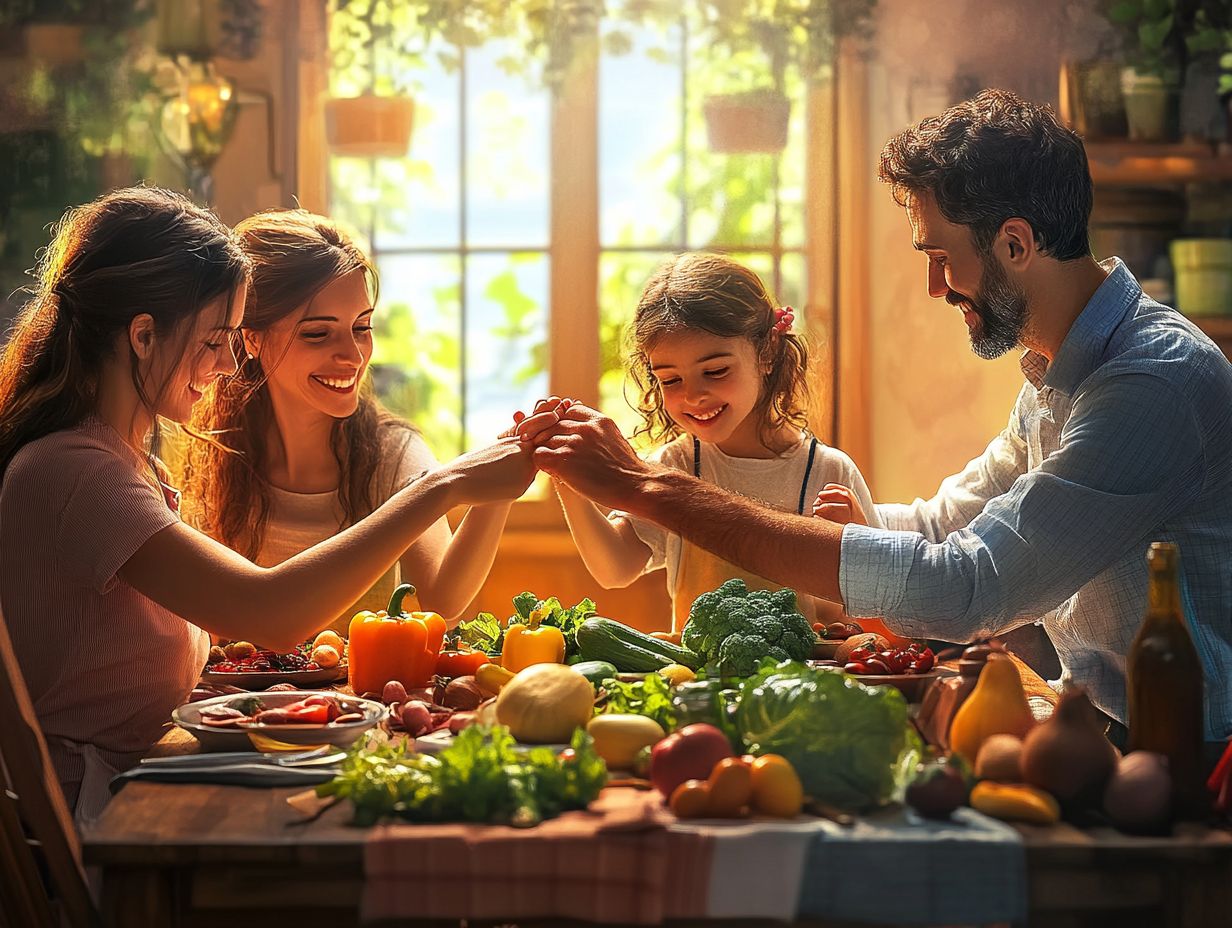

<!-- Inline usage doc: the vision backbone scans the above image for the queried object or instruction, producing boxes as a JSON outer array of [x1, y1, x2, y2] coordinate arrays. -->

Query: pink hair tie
[[773, 306, 795, 334]]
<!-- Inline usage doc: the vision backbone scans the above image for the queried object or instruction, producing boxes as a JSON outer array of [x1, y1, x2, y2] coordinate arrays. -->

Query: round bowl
[[173, 690, 385, 752], [807, 664, 955, 704]]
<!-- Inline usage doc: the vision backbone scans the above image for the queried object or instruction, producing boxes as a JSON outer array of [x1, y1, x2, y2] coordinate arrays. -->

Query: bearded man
[[528, 89, 1232, 751]]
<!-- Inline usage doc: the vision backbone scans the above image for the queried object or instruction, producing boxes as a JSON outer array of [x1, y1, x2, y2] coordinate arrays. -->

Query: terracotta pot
[[325, 95, 415, 159], [703, 91, 790, 154], [23, 23, 85, 68]]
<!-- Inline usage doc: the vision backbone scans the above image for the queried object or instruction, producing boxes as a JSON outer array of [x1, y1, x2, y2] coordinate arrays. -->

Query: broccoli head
[[680, 578, 817, 675]]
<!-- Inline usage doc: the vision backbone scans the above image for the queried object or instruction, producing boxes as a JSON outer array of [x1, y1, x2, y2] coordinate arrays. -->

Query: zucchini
[[576, 617, 702, 672], [571, 660, 619, 688]]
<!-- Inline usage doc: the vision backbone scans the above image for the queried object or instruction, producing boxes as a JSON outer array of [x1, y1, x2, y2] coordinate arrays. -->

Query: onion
[[401, 700, 434, 737], [442, 676, 484, 710], [382, 680, 408, 706]]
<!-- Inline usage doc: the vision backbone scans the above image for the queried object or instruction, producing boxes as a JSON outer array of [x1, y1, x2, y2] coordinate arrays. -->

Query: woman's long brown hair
[[0, 186, 250, 480], [180, 209, 414, 560], [625, 252, 813, 452]]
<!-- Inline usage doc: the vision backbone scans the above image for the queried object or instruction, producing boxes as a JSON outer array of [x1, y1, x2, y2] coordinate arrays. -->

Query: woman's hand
[[498, 396, 573, 442], [812, 483, 867, 526]]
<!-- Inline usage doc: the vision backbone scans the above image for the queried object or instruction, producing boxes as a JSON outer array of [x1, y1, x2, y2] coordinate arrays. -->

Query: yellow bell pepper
[[502, 608, 566, 673]]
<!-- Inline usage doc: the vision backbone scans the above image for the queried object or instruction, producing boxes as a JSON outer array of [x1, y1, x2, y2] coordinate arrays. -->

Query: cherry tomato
[[707, 757, 753, 817], [749, 755, 804, 818], [669, 779, 712, 819], [843, 661, 868, 674]]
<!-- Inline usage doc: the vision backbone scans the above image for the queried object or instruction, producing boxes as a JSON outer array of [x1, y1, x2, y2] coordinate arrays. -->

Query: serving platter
[[200, 664, 347, 690], [174, 690, 382, 751]]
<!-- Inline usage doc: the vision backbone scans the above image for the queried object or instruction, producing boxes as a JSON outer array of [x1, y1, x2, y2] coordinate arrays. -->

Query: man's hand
[[529, 403, 654, 511], [812, 483, 868, 526]]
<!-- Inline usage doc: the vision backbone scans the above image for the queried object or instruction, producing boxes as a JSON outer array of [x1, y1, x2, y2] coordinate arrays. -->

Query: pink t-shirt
[[0, 418, 209, 805]]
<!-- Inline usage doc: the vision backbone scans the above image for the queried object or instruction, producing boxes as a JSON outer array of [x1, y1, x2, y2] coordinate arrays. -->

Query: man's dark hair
[[879, 88, 1092, 261]]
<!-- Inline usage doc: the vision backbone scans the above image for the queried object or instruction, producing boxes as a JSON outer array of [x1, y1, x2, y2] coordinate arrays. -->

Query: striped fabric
[[840, 258, 1232, 740], [0, 418, 209, 807]]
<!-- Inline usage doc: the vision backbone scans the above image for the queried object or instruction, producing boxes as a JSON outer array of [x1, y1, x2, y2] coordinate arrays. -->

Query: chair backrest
[[0, 604, 99, 928]]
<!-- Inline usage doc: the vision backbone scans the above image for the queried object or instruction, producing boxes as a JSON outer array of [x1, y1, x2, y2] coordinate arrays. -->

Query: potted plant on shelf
[[694, 0, 877, 155], [1108, 0, 1185, 141], [1175, 2, 1232, 142]]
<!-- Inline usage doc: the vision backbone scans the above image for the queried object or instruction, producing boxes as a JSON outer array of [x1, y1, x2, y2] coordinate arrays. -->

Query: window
[[327, 11, 833, 510]]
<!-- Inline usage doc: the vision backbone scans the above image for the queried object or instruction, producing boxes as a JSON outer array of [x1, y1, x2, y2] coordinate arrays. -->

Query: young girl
[[181, 209, 508, 631], [0, 187, 536, 823], [546, 252, 881, 630]]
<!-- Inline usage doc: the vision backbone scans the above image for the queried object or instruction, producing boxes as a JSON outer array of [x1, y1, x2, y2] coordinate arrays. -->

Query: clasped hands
[[497, 396, 866, 526]]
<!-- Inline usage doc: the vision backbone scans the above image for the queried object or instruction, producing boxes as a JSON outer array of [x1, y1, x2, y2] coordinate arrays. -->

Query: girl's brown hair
[[0, 186, 250, 479], [181, 209, 414, 560], [626, 252, 812, 451]]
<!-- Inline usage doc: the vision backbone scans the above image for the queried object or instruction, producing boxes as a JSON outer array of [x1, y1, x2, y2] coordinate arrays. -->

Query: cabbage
[[736, 660, 919, 811]]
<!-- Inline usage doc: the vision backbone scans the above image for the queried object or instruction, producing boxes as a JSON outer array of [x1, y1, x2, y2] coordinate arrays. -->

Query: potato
[[834, 632, 889, 665], [975, 733, 1023, 782]]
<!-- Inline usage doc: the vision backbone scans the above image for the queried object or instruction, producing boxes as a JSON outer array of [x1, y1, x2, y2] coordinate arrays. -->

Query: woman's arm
[[119, 439, 534, 650], [555, 480, 652, 589], [400, 502, 512, 625]]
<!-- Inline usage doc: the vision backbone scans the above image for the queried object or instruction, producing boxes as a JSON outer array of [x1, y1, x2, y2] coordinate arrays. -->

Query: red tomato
[[434, 646, 491, 679], [649, 724, 734, 799]]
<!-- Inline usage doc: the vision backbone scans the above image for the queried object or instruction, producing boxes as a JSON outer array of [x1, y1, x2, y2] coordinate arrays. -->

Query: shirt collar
[[1019, 257, 1141, 394]]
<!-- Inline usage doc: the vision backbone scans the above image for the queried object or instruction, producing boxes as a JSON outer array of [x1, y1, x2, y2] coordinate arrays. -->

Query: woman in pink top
[[0, 187, 545, 824], [181, 210, 509, 632]]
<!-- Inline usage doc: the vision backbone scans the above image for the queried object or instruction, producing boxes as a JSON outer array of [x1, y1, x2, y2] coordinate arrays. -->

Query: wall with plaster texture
[[861, 0, 1116, 505]]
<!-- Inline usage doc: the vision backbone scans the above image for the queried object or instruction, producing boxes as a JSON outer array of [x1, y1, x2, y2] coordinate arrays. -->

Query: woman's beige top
[[253, 430, 441, 636], [0, 418, 209, 809]]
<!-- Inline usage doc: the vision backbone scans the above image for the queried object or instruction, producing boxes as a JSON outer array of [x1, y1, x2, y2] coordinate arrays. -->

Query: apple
[[649, 723, 733, 799]]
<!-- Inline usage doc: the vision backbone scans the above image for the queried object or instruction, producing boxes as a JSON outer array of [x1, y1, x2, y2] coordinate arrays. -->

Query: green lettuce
[[735, 660, 919, 811]]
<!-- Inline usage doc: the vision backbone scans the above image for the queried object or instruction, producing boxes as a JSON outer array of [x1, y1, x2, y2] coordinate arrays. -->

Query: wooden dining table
[[81, 662, 1232, 928]]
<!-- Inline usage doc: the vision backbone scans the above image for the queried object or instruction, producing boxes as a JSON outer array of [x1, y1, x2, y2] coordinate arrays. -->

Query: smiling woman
[[181, 209, 514, 632]]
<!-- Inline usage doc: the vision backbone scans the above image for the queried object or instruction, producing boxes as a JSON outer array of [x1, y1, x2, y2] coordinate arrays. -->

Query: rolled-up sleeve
[[841, 371, 1205, 641]]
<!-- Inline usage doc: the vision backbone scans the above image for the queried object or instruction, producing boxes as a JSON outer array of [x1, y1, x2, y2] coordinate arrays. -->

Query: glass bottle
[[1127, 542, 1206, 817]]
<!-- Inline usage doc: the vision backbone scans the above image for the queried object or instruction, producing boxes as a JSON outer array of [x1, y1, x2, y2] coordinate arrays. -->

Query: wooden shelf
[[1193, 316, 1232, 341], [1086, 141, 1232, 186]]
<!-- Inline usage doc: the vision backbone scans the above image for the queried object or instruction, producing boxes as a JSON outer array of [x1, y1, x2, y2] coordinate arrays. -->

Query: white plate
[[173, 690, 385, 752]]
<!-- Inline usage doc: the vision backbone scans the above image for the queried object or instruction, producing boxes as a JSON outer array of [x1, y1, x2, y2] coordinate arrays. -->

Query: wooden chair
[[0, 605, 99, 927]]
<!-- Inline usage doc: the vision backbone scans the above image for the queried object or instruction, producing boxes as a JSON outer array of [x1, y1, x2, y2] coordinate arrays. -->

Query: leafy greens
[[316, 725, 608, 827], [736, 660, 919, 811]]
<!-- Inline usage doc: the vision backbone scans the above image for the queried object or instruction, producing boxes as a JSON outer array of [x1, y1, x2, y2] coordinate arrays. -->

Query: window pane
[[599, 23, 683, 248], [331, 54, 462, 251], [466, 41, 549, 248], [464, 252, 549, 448], [598, 251, 671, 445], [369, 254, 463, 460], [684, 33, 806, 250]]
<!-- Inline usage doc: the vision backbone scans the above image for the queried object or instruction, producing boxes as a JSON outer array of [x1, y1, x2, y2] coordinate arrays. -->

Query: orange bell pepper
[[348, 583, 447, 695], [501, 608, 565, 673]]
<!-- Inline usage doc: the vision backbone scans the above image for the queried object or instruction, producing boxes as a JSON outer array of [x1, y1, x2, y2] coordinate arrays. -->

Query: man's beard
[[947, 251, 1029, 360]]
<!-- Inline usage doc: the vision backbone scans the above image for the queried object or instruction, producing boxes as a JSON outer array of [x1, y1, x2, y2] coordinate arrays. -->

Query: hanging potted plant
[[326, 0, 422, 159], [20, 0, 89, 69], [696, 0, 877, 155]]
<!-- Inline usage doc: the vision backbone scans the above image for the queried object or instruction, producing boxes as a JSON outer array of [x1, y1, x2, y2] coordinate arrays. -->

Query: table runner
[[362, 788, 1027, 924]]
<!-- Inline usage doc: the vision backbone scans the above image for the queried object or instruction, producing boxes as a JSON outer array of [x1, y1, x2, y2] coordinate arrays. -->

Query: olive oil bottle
[[1126, 542, 1206, 817]]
